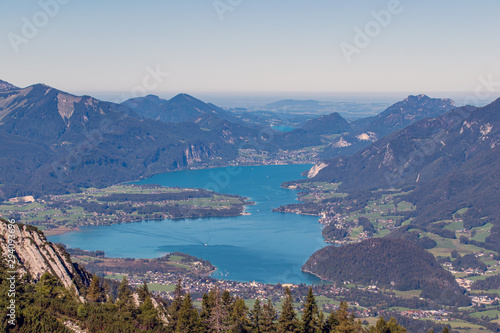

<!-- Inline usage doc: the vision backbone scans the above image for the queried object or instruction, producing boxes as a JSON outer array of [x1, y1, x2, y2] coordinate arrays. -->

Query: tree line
[[0, 252, 460, 332]]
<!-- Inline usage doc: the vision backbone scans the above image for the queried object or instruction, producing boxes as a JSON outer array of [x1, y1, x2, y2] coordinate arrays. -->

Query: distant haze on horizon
[[2, 0, 500, 104], [81, 91, 497, 109]]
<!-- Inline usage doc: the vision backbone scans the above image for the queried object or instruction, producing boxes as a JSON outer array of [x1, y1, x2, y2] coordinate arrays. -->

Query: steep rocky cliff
[[0, 219, 91, 300], [307, 162, 329, 178]]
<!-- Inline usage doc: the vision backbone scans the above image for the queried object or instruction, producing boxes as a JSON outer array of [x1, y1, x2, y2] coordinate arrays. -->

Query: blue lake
[[271, 125, 295, 132], [48, 164, 327, 284]]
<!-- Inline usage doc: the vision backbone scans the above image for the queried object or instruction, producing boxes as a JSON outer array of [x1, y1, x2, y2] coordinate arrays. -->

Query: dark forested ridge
[[303, 237, 471, 306], [472, 275, 500, 291], [301, 112, 351, 135]]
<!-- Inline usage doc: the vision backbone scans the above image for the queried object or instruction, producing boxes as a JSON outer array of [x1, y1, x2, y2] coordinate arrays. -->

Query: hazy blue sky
[[2, 0, 500, 103]]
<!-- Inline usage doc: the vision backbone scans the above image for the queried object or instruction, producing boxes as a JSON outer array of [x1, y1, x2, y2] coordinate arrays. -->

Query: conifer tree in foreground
[[209, 285, 234, 332], [87, 275, 105, 303], [301, 287, 319, 333], [278, 287, 300, 333], [329, 300, 364, 333], [250, 299, 263, 332], [200, 292, 214, 332], [261, 299, 278, 332], [231, 297, 251, 333], [176, 293, 201, 333], [168, 279, 185, 332], [369, 316, 406, 333]]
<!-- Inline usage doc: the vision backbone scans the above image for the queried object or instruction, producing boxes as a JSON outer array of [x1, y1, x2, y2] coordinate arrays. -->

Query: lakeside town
[[115, 269, 500, 326]]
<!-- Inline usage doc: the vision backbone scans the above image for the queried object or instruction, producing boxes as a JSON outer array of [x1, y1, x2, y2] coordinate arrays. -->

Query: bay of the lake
[[48, 164, 327, 284]]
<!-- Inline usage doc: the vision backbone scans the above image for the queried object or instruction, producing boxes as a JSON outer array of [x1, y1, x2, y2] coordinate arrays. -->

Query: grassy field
[[396, 201, 414, 211], [470, 289, 500, 297], [315, 295, 340, 308], [445, 319, 490, 332], [147, 284, 176, 292], [444, 220, 464, 231], [424, 232, 497, 258], [391, 290, 422, 298], [471, 223, 494, 242], [294, 182, 341, 192], [104, 274, 127, 280], [469, 309, 500, 319]]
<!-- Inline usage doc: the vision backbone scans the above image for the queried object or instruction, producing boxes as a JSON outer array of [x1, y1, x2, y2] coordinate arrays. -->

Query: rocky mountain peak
[[0, 80, 19, 92], [0, 219, 91, 301], [170, 93, 197, 103]]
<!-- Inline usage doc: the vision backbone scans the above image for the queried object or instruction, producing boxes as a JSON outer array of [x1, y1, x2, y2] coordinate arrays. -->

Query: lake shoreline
[[44, 226, 81, 236], [48, 164, 326, 285], [41, 208, 253, 237]]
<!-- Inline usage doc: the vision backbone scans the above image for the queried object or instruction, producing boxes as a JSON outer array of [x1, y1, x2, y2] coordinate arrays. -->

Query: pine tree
[[117, 276, 132, 305], [223, 289, 234, 309], [317, 311, 325, 333], [137, 281, 150, 302], [168, 279, 185, 332], [102, 279, 111, 302], [301, 287, 319, 333], [116, 276, 135, 323], [36, 272, 61, 297], [200, 292, 213, 332], [250, 299, 263, 332], [87, 275, 104, 303], [138, 295, 160, 330], [442, 327, 451, 333], [261, 299, 278, 332], [324, 310, 339, 333], [176, 293, 200, 333], [278, 287, 300, 333], [386, 317, 406, 333], [333, 301, 363, 333], [231, 297, 251, 333], [369, 316, 406, 333], [209, 286, 233, 332]]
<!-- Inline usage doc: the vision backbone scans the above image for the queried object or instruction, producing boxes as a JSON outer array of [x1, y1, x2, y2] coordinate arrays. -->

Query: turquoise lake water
[[271, 125, 295, 132], [48, 164, 327, 284]]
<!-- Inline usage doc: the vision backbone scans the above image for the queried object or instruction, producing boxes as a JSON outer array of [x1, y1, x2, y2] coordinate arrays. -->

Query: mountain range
[[352, 94, 456, 137], [122, 93, 238, 124], [2, 77, 499, 323], [311, 99, 499, 213], [0, 79, 18, 92], [0, 83, 238, 199], [305, 97, 500, 267], [318, 94, 457, 158], [0, 78, 474, 202]]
